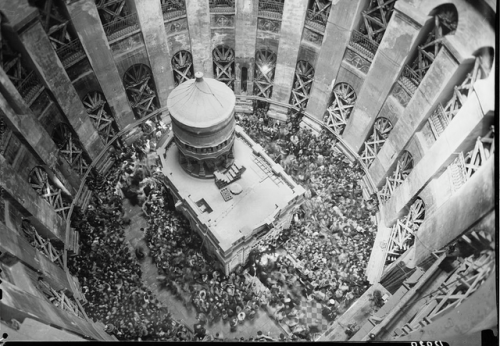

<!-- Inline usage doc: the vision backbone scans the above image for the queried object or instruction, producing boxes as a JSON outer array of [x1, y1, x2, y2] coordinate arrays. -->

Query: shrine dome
[[167, 72, 236, 135]]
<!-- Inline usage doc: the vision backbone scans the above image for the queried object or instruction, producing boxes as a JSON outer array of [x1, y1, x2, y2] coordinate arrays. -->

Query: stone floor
[[120, 198, 286, 340]]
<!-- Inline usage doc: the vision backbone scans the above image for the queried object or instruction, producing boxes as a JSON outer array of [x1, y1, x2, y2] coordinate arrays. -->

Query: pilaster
[[234, 0, 258, 95], [0, 70, 81, 196], [368, 47, 459, 187], [133, 0, 176, 107], [0, 1, 104, 159], [306, 0, 364, 121], [267, 0, 308, 121], [65, 0, 136, 130], [342, 8, 422, 152], [0, 222, 71, 292], [186, 0, 213, 77], [0, 154, 66, 244], [382, 74, 494, 225]]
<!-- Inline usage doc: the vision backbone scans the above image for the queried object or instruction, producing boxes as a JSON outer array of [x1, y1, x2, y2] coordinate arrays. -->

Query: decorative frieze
[[211, 14, 234, 28], [343, 48, 370, 74], [257, 18, 280, 33], [303, 28, 323, 46], [166, 18, 188, 35]]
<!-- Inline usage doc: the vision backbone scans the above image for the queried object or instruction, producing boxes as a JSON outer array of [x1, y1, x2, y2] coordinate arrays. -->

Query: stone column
[[342, 3, 422, 152], [234, 0, 258, 94], [382, 70, 494, 225], [0, 70, 81, 197], [1, 154, 67, 244], [0, 0, 104, 159], [234, 0, 258, 113], [368, 47, 460, 187], [0, 222, 71, 292], [65, 0, 136, 130], [1, 280, 109, 340], [186, 0, 213, 77], [133, 0, 175, 107], [305, 0, 364, 121], [411, 155, 494, 265], [397, 270, 495, 342], [267, 0, 308, 121]]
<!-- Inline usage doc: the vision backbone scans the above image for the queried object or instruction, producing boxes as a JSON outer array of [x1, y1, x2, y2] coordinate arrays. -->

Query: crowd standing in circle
[[68, 108, 378, 342]]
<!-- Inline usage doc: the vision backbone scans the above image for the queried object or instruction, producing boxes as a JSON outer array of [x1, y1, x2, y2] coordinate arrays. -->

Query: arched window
[[428, 47, 494, 138], [403, 4, 458, 88], [213, 45, 235, 89], [323, 82, 357, 136], [447, 126, 495, 193], [28, 166, 70, 219], [290, 60, 315, 108], [384, 197, 425, 265], [52, 123, 89, 175], [21, 220, 64, 268], [379, 150, 414, 203], [359, 117, 393, 166], [123, 64, 159, 119], [82, 91, 117, 143], [254, 49, 277, 98], [172, 50, 194, 86]]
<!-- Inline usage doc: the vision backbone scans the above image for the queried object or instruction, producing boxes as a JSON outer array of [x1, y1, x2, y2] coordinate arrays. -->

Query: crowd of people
[[238, 108, 378, 322], [68, 117, 194, 341], [67, 107, 379, 342]]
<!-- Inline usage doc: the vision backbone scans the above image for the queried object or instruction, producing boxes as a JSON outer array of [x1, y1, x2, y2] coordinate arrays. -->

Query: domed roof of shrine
[[167, 72, 236, 130]]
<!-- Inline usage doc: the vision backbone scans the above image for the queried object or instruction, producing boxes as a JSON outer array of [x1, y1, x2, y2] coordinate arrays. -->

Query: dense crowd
[[238, 109, 377, 321], [67, 117, 193, 341], [68, 107, 378, 342]]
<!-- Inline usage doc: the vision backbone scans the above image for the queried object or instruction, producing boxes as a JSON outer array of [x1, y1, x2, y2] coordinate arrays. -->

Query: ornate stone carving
[[303, 28, 323, 46], [344, 49, 370, 74], [166, 18, 188, 35], [257, 18, 280, 33], [213, 14, 234, 27]]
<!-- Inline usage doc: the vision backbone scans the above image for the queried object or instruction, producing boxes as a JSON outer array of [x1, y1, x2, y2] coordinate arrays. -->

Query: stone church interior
[[0, 0, 496, 343]]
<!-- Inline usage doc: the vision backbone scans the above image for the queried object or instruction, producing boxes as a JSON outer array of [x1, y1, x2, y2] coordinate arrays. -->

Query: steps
[[94, 151, 115, 176], [214, 161, 246, 189], [77, 185, 93, 212], [66, 228, 80, 256]]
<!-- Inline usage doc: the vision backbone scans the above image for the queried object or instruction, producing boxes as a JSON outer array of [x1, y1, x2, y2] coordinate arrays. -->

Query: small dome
[[167, 72, 236, 129]]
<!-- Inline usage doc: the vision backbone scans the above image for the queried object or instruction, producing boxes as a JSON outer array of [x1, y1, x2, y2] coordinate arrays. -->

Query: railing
[[102, 12, 139, 40], [209, 0, 235, 12], [162, 0, 187, 21], [57, 94, 383, 335], [349, 30, 379, 60], [400, 64, 421, 87], [95, 0, 123, 9], [305, 9, 327, 33], [17, 71, 44, 104], [55, 38, 86, 68], [258, 0, 284, 20]]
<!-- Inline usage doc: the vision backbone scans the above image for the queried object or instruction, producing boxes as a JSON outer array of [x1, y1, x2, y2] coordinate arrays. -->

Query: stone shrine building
[[158, 72, 305, 274]]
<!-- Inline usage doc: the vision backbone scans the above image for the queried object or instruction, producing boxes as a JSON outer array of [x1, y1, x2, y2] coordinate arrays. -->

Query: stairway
[[77, 185, 93, 212], [214, 161, 246, 189], [94, 151, 115, 176], [66, 228, 80, 256]]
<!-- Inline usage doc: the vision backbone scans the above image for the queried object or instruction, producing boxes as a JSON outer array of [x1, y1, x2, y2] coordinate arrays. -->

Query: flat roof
[[161, 132, 297, 252]]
